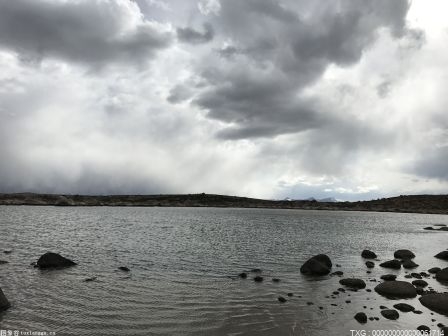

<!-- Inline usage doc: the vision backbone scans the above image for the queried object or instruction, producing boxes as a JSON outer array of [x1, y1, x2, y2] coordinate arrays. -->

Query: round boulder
[[381, 274, 397, 281], [354, 312, 367, 324], [300, 254, 332, 276], [393, 303, 415, 312], [435, 268, 448, 282], [36, 252, 77, 269], [0, 288, 10, 311], [374, 281, 417, 299], [419, 293, 448, 315], [428, 267, 441, 274], [361, 250, 377, 259], [435, 251, 448, 261], [394, 250, 415, 259], [380, 259, 401, 270], [381, 309, 399, 320], [412, 279, 428, 288], [340, 278, 366, 289]]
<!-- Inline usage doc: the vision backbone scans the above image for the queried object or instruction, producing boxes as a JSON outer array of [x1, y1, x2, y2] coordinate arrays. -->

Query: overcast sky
[[0, 0, 447, 200]]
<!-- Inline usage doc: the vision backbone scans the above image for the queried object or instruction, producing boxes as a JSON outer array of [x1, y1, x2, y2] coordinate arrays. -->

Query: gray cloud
[[0, 0, 172, 67], [177, 23, 214, 44], [187, 0, 415, 139]]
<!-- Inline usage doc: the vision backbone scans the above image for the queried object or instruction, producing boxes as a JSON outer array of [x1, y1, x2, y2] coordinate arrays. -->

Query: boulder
[[419, 293, 448, 315], [417, 326, 431, 333], [380, 259, 401, 270], [361, 250, 377, 259], [374, 281, 417, 299], [381, 274, 397, 281], [394, 250, 415, 259], [253, 276, 263, 282], [300, 254, 332, 276], [428, 267, 441, 274], [238, 272, 247, 279], [412, 279, 428, 287], [435, 251, 448, 260], [381, 309, 399, 320], [0, 288, 10, 311], [411, 272, 422, 279], [436, 268, 448, 282], [393, 303, 415, 312], [354, 312, 367, 324], [365, 261, 375, 269], [339, 278, 366, 289], [402, 259, 419, 269], [36, 252, 77, 269]]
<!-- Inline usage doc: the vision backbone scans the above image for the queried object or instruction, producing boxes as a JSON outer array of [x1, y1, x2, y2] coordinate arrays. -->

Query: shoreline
[[0, 193, 447, 215]]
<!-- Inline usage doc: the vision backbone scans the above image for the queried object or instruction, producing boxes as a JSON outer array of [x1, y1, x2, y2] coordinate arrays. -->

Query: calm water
[[0, 206, 447, 336]]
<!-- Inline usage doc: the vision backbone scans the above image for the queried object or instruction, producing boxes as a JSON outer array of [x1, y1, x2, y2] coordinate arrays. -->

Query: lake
[[0, 206, 447, 335]]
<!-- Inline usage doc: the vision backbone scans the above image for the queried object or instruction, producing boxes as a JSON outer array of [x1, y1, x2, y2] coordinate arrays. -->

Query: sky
[[0, 0, 447, 201]]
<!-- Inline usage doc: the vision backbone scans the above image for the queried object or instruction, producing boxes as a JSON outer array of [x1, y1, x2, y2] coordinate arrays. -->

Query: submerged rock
[[380, 259, 401, 270], [354, 312, 367, 324], [118, 266, 130, 272], [419, 293, 448, 315], [381, 309, 399, 320], [393, 303, 415, 312], [36, 252, 77, 269], [300, 254, 332, 276], [435, 251, 448, 261], [361, 250, 377, 259], [278, 296, 287, 303], [253, 276, 263, 282], [394, 250, 415, 259], [238, 272, 247, 279], [374, 281, 417, 299], [339, 278, 366, 289], [0, 288, 10, 311]]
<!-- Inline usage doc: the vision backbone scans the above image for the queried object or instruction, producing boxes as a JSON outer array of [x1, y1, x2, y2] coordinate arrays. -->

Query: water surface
[[0, 206, 447, 335]]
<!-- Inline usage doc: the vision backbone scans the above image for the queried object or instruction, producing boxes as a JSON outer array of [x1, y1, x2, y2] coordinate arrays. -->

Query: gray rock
[[354, 312, 367, 324], [118, 266, 130, 272], [381, 309, 399, 320], [380, 259, 401, 269], [278, 296, 287, 303], [300, 254, 332, 276], [374, 281, 417, 299], [435, 251, 448, 260], [394, 250, 415, 259], [419, 293, 448, 315], [330, 271, 344, 276], [253, 276, 263, 282], [436, 268, 448, 282], [0, 288, 10, 311], [339, 278, 366, 289], [365, 261, 375, 269], [393, 303, 415, 312], [412, 279, 428, 287], [36, 252, 77, 269], [381, 274, 397, 281], [402, 259, 419, 269], [417, 325, 430, 332], [428, 267, 441, 274], [362, 250, 377, 259]]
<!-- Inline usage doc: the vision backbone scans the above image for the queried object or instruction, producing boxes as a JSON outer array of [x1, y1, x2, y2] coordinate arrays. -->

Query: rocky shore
[[1, 193, 448, 215]]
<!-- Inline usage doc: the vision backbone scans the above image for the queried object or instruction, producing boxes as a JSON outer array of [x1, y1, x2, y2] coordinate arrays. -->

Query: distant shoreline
[[0, 193, 447, 215]]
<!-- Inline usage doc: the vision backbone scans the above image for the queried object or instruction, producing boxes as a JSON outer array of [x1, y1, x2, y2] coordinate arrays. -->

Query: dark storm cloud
[[177, 23, 215, 44], [0, 0, 172, 66], [189, 0, 415, 139]]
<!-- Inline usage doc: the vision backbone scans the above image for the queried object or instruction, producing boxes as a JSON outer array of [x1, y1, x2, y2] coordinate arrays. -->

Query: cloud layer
[[0, 0, 447, 200]]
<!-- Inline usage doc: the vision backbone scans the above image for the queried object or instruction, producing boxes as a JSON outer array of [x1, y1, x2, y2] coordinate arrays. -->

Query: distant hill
[[0, 193, 447, 214]]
